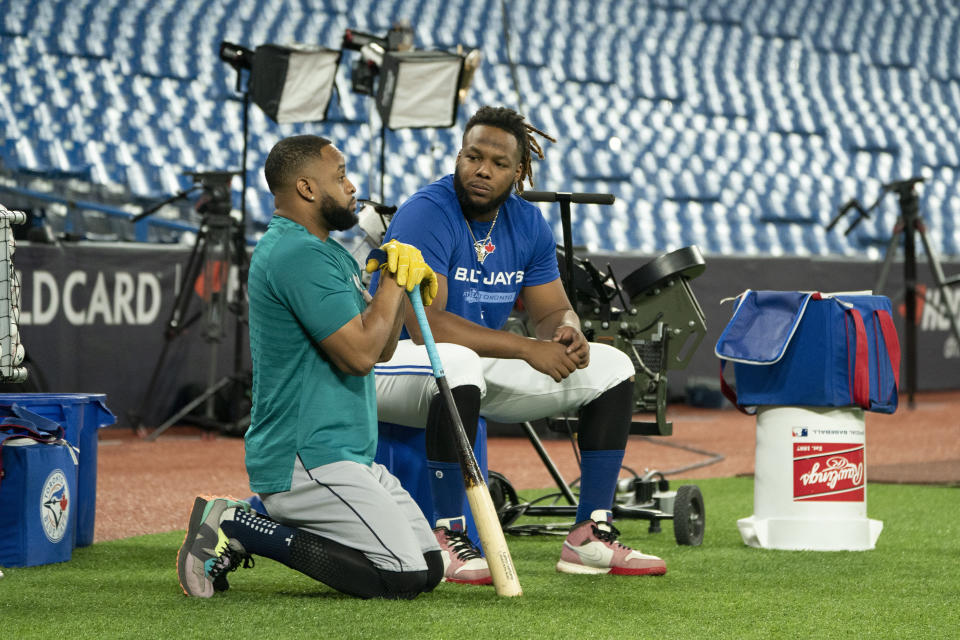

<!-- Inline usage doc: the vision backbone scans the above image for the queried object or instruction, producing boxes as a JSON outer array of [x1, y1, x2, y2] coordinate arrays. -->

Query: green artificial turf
[[1, 478, 957, 639]]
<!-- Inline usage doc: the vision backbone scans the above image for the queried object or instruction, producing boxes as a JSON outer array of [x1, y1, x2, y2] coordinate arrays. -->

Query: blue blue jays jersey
[[372, 175, 559, 332]]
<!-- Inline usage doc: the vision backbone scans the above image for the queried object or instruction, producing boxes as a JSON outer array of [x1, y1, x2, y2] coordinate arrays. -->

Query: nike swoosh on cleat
[[567, 542, 611, 564]]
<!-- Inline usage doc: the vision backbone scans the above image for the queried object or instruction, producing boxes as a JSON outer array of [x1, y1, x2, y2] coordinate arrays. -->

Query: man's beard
[[320, 194, 358, 231], [453, 169, 512, 219]]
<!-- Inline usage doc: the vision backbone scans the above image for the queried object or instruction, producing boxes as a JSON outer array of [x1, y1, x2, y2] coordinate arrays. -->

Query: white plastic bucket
[[737, 405, 883, 551]]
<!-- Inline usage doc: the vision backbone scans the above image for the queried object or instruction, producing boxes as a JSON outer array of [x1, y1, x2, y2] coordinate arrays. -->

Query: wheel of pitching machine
[[488, 470, 524, 527], [673, 485, 705, 546], [620, 245, 706, 300]]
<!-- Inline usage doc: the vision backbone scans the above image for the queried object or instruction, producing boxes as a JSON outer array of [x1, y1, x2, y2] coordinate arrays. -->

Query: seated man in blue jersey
[[177, 134, 443, 600], [370, 106, 666, 584]]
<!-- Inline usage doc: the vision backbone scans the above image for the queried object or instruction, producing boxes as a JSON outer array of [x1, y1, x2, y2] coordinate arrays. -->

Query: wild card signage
[[9, 245, 959, 429], [9, 243, 244, 428]]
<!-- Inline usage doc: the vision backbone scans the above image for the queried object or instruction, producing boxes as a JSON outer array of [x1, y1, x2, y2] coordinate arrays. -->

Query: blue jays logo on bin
[[792, 427, 808, 437], [40, 469, 70, 543]]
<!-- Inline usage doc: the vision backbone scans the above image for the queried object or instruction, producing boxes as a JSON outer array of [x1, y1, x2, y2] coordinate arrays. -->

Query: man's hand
[[552, 322, 590, 369], [366, 240, 439, 306], [523, 340, 582, 382]]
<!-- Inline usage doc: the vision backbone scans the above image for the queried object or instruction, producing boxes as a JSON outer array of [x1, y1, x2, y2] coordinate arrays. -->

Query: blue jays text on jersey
[[373, 174, 560, 333], [452, 267, 525, 286]]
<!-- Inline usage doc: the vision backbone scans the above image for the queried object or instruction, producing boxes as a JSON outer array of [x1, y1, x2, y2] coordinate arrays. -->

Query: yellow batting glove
[[367, 240, 438, 306], [419, 265, 438, 306], [384, 239, 413, 288], [364, 240, 409, 278]]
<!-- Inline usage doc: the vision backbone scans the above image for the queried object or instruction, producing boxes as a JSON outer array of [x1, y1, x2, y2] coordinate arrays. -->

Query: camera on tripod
[[828, 176, 960, 406], [132, 169, 249, 439], [186, 171, 238, 219]]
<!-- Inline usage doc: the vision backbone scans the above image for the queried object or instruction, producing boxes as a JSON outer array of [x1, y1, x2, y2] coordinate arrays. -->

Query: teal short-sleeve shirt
[[245, 216, 376, 493]]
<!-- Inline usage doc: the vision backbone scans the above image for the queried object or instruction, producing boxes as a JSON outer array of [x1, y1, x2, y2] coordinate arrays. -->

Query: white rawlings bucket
[[737, 406, 883, 551]]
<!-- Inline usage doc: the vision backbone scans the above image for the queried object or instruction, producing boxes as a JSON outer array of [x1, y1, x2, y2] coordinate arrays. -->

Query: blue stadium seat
[[3, 0, 960, 257]]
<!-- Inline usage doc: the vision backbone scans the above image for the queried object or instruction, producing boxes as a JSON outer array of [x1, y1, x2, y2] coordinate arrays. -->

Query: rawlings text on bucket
[[793, 443, 865, 501]]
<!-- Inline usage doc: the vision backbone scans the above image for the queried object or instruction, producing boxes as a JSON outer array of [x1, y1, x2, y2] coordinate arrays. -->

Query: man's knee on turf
[[287, 527, 437, 599], [376, 550, 443, 599]]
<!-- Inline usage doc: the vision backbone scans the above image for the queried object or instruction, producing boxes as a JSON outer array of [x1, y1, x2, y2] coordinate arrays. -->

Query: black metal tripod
[[830, 177, 960, 406], [130, 172, 250, 439], [131, 47, 257, 438]]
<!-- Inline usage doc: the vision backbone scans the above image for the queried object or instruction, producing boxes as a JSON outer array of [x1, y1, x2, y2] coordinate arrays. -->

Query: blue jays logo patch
[[41, 469, 71, 543]]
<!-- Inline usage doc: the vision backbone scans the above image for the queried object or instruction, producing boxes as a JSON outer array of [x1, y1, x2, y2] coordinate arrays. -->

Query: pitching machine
[[491, 191, 710, 546]]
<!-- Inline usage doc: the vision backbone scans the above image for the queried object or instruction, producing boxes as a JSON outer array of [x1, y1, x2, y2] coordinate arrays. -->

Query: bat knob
[[365, 248, 388, 274]]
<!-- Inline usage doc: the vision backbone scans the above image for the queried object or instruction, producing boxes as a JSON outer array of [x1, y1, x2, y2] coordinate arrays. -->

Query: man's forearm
[[533, 308, 580, 341], [405, 306, 537, 360], [357, 280, 406, 364], [378, 295, 406, 362]]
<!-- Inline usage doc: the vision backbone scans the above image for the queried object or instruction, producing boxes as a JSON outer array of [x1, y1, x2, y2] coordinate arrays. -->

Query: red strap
[[845, 308, 870, 409], [719, 361, 754, 415], [875, 310, 901, 389]]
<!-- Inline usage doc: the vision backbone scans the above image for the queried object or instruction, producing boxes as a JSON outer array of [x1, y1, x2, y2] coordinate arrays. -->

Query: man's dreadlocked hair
[[463, 106, 556, 194]]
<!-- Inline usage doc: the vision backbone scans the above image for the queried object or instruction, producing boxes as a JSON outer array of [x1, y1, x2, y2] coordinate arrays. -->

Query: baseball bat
[[406, 289, 523, 597]]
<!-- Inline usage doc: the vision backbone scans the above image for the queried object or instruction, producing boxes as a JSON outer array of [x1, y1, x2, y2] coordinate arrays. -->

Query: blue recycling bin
[[0, 393, 115, 548]]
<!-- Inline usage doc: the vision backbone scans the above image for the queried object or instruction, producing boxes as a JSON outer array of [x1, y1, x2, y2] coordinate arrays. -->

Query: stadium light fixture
[[249, 44, 342, 124], [375, 50, 465, 129]]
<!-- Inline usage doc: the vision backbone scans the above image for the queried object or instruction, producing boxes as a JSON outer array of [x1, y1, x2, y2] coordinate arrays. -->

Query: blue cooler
[[0, 394, 116, 548], [375, 418, 488, 550], [0, 435, 78, 567]]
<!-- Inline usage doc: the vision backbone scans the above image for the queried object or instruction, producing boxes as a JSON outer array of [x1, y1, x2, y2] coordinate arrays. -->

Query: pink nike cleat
[[433, 516, 493, 585], [556, 510, 667, 576]]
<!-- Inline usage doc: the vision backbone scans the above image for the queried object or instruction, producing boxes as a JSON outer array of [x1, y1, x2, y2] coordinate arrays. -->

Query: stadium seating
[[1, 0, 958, 257]]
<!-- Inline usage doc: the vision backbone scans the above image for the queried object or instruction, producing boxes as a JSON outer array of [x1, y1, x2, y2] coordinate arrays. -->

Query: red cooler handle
[[719, 361, 754, 415], [876, 310, 901, 389], [845, 308, 870, 409]]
